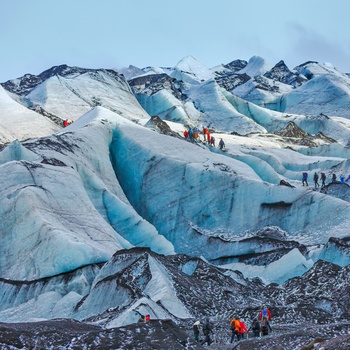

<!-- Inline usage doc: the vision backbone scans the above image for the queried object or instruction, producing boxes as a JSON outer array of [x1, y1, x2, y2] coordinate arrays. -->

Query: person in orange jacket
[[229, 317, 241, 343]]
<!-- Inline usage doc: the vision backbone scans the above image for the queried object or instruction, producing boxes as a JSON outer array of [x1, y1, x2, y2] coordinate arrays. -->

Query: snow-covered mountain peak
[[223, 59, 248, 72], [1, 66, 151, 130], [1, 64, 121, 96], [118, 64, 145, 80], [295, 60, 344, 79], [170, 55, 213, 84], [263, 60, 306, 87], [236, 55, 272, 77]]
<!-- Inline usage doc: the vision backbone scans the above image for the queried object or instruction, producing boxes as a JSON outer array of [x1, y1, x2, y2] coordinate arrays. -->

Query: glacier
[[2, 59, 350, 283], [0, 56, 350, 349]]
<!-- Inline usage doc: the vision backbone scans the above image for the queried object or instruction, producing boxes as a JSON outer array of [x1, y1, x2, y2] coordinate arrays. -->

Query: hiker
[[229, 317, 241, 343], [238, 319, 249, 340], [63, 119, 69, 127], [259, 306, 272, 321], [145, 314, 151, 322], [133, 310, 145, 322], [210, 136, 215, 147], [183, 129, 189, 139], [340, 174, 345, 184], [193, 128, 199, 142], [203, 126, 209, 141], [200, 318, 213, 345], [320, 172, 326, 187], [313, 172, 319, 187], [332, 173, 337, 182], [302, 172, 308, 186], [193, 321, 200, 342], [251, 317, 261, 338], [260, 316, 272, 336], [189, 128, 193, 142], [219, 138, 225, 150]]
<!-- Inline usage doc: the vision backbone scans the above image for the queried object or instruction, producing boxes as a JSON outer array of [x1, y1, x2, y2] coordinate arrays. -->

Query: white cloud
[[286, 22, 350, 71]]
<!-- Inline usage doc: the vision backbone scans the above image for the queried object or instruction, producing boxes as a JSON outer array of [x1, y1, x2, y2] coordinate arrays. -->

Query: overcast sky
[[1, 0, 350, 82]]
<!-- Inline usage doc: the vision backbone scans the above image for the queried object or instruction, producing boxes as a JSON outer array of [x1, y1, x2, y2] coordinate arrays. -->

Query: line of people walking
[[229, 306, 272, 343], [302, 169, 350, 188], [192, 306, 272, 346], [183, 126, 226, 150], [193, 318, 214, 345]]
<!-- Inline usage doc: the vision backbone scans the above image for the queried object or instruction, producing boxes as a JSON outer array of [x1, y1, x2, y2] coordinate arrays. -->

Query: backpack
[[260, 316, 269, 335], [203, 320, 211, 335], [230, 319, 240, 331], [238, 322, 246, 334], [252, 319, 260, 331], [262, 309, 268, 318]]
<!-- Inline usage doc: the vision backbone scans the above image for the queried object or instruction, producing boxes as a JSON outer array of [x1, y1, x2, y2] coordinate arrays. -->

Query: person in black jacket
[[193, 321, 200, 342], [313, 172, 320, 187], [219, 138, 225, 150], [260, 316, 272, 336], [200, 318, 213, 345], [251, 317, 261, 338]]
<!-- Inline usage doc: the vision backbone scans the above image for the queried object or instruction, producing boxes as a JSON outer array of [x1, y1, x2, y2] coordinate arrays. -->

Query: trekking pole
[[232, 343, 241, 350]]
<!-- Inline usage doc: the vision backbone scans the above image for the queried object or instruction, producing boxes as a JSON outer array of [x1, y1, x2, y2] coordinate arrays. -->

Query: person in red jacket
[[63, 119, 69, 127], [238, 319, 249, 340], [259, 306, 272, 321], [210, 136, 215, 146], [202, 126, 208, 141], [206, 132, 211, 144], [145, 314, 151, 322]]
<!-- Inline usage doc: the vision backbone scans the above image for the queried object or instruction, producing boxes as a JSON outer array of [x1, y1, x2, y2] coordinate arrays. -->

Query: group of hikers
[[182, 124, 350, 189], [134, 310, 151, 323], [62, 118, 74, 127], [183, 126, 226, 150], [302, 169, 350, 188], [192, 306, 272, 346], [183, 125, 349, 189]]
